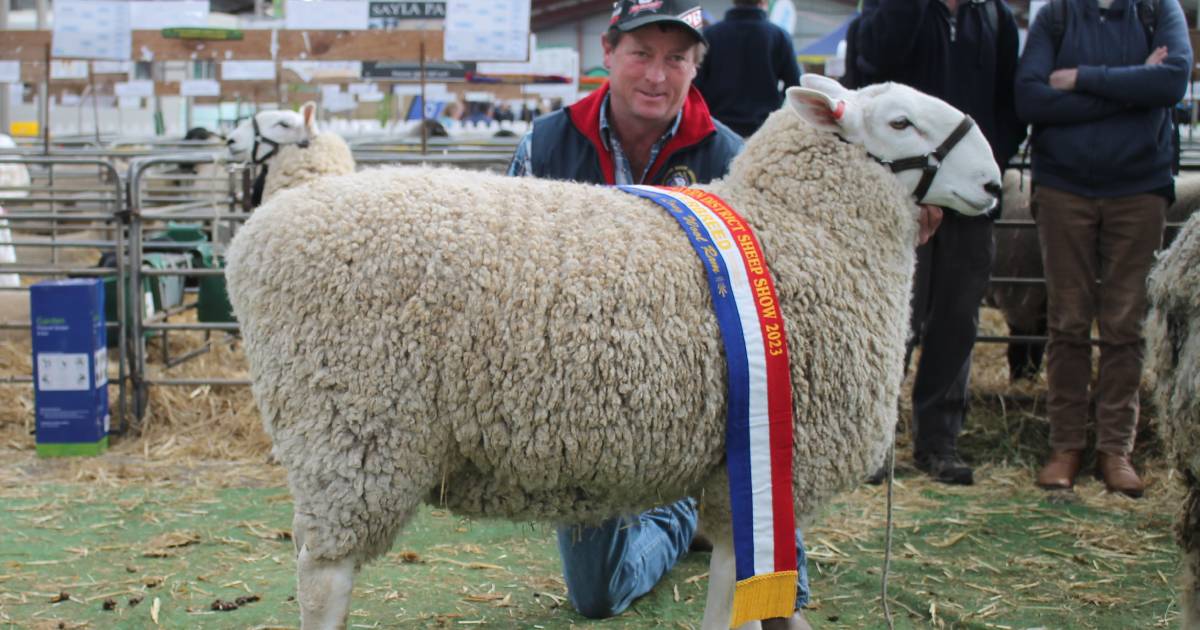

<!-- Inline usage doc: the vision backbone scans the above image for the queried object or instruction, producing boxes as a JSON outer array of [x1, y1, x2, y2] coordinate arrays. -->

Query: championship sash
[[618, 185, 797, 626]]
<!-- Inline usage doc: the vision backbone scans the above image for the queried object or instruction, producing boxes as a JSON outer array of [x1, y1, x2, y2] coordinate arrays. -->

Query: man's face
[[603, 26, 699, 129]]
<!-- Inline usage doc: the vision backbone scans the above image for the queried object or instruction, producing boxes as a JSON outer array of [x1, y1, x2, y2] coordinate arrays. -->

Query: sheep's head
[[787, 75, 1001, 217], [226, 101, 319, 164]]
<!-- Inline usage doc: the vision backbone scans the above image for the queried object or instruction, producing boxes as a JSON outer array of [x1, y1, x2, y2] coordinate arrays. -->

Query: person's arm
[[1072, 0, 1192, 106], [855, 0, 934, 76], [506, 131, 533, 177], [776, 31, 802, 90], [1014, 5, 1127, 125], [992, 2, 1026, 167]]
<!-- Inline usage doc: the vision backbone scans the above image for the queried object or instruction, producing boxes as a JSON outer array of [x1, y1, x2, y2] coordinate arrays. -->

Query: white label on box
[[180, 79, 221, 97], [94, 348, 108, 387], [37, 353, 92, 391]]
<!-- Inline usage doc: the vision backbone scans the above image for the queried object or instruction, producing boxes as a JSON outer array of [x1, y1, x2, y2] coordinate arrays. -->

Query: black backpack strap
[[1136, 0, 1159, 44], [1050, 0, 1067, 57]]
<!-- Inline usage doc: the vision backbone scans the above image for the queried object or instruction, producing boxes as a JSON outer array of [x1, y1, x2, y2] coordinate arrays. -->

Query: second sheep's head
[[788, 74, 1002, 217], [226, 101, 320, 164]]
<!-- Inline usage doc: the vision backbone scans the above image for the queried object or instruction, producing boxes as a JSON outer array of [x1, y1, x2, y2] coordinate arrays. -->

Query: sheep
[[0, 133, 31, 288], [225, 102, 356, 207], [987, 171, 1199, 382], [224, 75, 1002, 630], [1145, 209, 1200, 628]]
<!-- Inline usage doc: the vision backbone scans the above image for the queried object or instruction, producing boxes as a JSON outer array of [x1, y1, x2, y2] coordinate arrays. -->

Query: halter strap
[[250, 113, 311, 165], [872, 115, 976, 205]]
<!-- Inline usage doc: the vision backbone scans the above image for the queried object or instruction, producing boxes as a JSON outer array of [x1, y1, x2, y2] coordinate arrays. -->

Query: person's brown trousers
[[1032, 185, 1166, 456]]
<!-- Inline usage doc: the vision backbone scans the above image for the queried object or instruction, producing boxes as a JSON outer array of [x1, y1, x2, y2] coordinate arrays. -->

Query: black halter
[[871, 115, 976, 205], [250, 113, 310, 165]]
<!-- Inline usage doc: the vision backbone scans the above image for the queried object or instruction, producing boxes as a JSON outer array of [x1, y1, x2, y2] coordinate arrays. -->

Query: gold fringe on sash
[[729, 571, 798, 628]]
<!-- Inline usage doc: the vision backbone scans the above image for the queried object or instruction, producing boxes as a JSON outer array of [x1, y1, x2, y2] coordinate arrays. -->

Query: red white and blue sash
[[618, 185, 797, 625]]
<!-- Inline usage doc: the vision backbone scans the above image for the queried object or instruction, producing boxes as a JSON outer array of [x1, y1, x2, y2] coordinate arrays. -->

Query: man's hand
[[918, 205, 943, 245], [1049, 68, 1078, 91], [1146, 46, 1168, 65]]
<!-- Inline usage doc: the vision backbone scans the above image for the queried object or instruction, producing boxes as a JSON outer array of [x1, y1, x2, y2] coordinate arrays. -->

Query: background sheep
[[988, 171, 1199, 382], [225, 75, 1002, 630], [0, 133, 31, 289], [225, 102, 356, 207], [1146, 210, 1200, 628]]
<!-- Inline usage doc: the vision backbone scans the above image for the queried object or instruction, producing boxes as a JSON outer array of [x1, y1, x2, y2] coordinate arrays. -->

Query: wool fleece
[[225, 106, 918, 564], [261, 132, 356, 203], [1146, 210, 1200, 628]]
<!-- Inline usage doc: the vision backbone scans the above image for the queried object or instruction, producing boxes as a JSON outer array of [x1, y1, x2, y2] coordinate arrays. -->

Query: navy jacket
[[1015, 0, 1191, 199], [694, 7, 802, 138], [529, 82, 744, 186], [855, 0, 1026, 170]]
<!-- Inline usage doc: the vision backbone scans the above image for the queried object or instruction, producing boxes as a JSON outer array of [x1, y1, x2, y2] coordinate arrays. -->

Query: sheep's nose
[[983, 181, 1001, 197], [226, 138, 235, 146]]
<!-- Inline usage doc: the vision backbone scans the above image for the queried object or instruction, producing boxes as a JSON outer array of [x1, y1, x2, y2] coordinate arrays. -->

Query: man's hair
[[605, 24, 709, 65], [733, 0, 762, 7]]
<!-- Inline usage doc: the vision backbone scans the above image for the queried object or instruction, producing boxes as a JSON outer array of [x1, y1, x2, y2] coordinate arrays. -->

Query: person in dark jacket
[[856, 0, 1026, 485], [507, 1, 811, 626], [693, 0, 803, 138], [1016, 0, 1191, 498]]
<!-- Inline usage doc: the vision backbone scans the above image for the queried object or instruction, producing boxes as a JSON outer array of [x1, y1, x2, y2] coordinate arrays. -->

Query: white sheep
[[224, 75, 1002, 630], [0, 133, 31, 288], [1146, 209, 1200, 628], [225, 102, 356, 206]]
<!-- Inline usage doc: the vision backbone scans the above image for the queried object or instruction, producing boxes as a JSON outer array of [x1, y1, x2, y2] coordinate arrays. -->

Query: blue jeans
[[557, 497, 811, 619]]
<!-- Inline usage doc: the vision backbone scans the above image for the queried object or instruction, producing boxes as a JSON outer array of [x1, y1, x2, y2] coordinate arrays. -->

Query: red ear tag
[[832, 100, 846, 121]]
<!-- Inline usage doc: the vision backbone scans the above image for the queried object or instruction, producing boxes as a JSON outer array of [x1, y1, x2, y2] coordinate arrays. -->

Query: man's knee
[[569, 589, 624, 619]]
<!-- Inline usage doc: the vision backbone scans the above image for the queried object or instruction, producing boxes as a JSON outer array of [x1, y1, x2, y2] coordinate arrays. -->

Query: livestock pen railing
[[0, 155, 133, 431], [12, 139, 1199, 432]]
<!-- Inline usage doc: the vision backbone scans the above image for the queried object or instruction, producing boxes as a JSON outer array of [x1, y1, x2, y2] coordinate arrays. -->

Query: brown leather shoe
[[1095, 452, 1145, 498], [1036, 449, 1083, 490]]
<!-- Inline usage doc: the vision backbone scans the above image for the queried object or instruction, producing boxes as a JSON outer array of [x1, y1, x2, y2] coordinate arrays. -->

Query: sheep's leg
[[297, 543, 355, 630], [701, 532, 766, 630]]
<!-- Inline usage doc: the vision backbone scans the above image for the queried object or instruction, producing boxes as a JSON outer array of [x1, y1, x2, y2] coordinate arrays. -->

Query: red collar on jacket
[[566, 81, 717, 185]]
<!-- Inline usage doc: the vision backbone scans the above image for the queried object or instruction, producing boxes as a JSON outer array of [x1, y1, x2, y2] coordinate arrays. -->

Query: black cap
[[609, 0, 706, 44]]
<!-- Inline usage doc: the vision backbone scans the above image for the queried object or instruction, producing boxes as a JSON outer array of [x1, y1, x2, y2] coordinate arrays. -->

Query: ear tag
[[832, 100, 846, 121]]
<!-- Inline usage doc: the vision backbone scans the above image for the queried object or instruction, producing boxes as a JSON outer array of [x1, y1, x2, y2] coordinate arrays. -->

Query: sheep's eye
[[277, 121, 291, 128], [889, 117, 912, 130]]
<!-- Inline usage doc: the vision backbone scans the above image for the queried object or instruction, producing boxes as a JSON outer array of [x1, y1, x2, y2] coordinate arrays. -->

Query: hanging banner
[[368, 1, 446, 28]]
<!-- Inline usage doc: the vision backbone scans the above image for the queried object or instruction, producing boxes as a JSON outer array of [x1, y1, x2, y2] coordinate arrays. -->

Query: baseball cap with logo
[[609, 0, 706, 44]]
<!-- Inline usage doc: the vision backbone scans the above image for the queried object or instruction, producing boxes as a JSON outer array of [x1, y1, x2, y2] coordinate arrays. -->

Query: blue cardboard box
[[30, 279, 109, 456]]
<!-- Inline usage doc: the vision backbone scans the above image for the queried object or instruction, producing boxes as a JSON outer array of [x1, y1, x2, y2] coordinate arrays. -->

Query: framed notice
[[52, 0, 132, 61], [222, 61, 277, 81], [444, 0, 530, 62], [286, 0, 370, 30], [0, 62, 19, 84]]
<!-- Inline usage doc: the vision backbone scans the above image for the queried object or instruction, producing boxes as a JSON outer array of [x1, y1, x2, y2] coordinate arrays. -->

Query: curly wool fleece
[[1145, 210, 1200, 628], [261, 132, 356, 203], [225, 106, 918, 563]]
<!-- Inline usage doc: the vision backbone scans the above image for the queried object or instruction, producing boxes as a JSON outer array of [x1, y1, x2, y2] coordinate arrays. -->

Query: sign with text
[[52, 0, 132, 60], [444, 0, 530, 62], [286, 0, 369, 30], [361, 60, 470, 81], [368, 1, 446, 28]]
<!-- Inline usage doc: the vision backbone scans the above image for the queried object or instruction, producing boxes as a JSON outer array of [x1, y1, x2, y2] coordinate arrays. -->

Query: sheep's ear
[[301, 101, 319, 135], [799, 74, 852, 101], [786, 86, 853, 135]]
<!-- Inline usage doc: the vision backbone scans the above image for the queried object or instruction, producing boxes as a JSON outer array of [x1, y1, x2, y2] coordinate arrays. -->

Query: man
[[507, 1, 810, 626], [854, 0, 1026, 485], [693, 0, 802, 138], [1016, 0, 1191, 497]]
